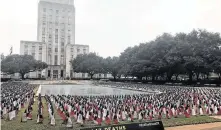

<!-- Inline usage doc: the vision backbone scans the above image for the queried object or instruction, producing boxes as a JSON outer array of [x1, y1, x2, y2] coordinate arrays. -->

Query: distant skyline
[[1, 0, 221, 57]]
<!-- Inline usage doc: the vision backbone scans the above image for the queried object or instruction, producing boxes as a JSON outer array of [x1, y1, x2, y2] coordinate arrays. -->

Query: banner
[[9, 110, 16, 120], [80, 120, 164, 130], [3, 107, 7, 115]]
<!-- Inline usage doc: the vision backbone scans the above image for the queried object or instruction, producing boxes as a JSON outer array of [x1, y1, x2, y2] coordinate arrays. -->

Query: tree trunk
[[21, 73, 25, 79], [206, 74, 209, 79], [188, 72, 193, 83], [151, 75, 155, 81], [89, 74, 94, 79], [113, 76, 116, 81], [137, 76, 142, 81], [196, 73, 200, 81], [175, 74, 179, 81], [167, 73, 173, 81]]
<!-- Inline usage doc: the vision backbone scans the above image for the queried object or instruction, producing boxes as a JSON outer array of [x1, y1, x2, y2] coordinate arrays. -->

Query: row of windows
[[42, 28, 72, 34], [24, 51, 42, 61], [24, 45, 42, 51], [43, 8, 71, 14], [42, 20, 71, 25], [42, 14, 72, 22], [48, 55, 65, 65]]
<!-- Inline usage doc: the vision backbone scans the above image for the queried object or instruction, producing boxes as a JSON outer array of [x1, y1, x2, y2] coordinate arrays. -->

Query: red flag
[[184, 110, 190, 118], [158, 114, 162, 120], [60, 112, 66, 121], [217, 107, 221, 115], [105, 117, 111, 125], [70, 110, 75, 117], [113, 119, 118, 124]]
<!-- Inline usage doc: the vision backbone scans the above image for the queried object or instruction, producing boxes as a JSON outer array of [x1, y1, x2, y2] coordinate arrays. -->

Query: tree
[[1, 54, 48, 79], [70, 53, 103, 79], [103, 57, 119, 80], [211, 50, 221, 79], [71, 29, 221, 84]]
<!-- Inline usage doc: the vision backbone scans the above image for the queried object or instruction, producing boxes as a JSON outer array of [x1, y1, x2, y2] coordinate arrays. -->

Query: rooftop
[[39, 0, 74, 5]]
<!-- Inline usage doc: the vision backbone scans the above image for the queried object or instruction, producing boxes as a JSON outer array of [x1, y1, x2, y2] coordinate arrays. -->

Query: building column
[[51, 69, 53, 80]]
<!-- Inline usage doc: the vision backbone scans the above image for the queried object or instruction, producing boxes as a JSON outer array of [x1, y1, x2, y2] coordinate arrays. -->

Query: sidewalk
[[165, 122, 221, 130]]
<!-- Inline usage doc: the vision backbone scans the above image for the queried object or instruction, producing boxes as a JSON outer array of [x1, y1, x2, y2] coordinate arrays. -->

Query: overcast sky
[[0, 0, 221, 57]]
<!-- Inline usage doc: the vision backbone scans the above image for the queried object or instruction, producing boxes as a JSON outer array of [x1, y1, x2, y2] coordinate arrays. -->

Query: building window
[[32, 53, 35, 58], [24, 51, 28, 55], [48, 47, 52, 52], [39, 46, 42, 51], [56, 16, 59, 21], [42, 16, 46, 21], [49, 28, 52, 32], [48, 70, 51, 77], [68, 35, 71, 44], [48, 55, 51, 64], [55, 29, 58, 43], [42, 37, 45, 42], [68, 17, 71, 24], [61, 48, 64, 53], [25, 45, 28, 48], [71, 48, 73, 52], [32, 46, 35, 51], [55, 36, 58, 43], [43, 8, 46, 12], [61, 70, 64, 77], [42, 28, 46, 35], [49, 34, 52, 39], [77, 48, 80, 53], [83, 49, 86, 54], [61, 38, 64, 42], [56, 10, 59, 14], [55, 48, 58, 52], [54, 55, 58, 65], [49, 15, 52, 20], [61, 42, 64, 46], [61, 55, 64, 65], [68, 30, 71, 34], [38, 53, 42, 61]]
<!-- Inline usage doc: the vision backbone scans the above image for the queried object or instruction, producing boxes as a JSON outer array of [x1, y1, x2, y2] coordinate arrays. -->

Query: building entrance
[[53, 70, 58, 79]]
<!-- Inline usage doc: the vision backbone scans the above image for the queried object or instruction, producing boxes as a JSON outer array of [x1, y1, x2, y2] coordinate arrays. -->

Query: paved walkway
[[166, 122, 221, 130]]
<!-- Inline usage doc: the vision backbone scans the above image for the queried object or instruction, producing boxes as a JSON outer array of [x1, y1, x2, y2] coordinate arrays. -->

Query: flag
[[10, 46, 13, 55]]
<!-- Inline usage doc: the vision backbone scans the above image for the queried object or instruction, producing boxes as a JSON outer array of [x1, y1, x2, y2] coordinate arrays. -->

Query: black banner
[[80, 120, 164, 130]]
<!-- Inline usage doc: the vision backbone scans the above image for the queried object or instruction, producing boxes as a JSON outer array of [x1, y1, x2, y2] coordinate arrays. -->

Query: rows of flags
[[1, 82, 221, 128], [21, 93, 35, 122], [1, 82, 35, 121], [51, 86, 221, 127], [37, 94, 44, 123]]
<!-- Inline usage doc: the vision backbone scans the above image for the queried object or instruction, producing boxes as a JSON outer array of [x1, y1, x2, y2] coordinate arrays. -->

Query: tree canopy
[[71, 53, 103, 79], [1, 54, 48, 79], [70, 29, 221, 82]]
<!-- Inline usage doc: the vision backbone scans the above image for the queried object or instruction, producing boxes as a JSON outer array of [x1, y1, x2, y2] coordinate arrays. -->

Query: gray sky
[[0, 0, 221, 57]]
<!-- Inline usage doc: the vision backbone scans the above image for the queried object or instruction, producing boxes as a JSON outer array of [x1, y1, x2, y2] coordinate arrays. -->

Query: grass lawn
[[1, 113, 221, 130], [1, 86, 221, 129], [162, 116, 221, 127]]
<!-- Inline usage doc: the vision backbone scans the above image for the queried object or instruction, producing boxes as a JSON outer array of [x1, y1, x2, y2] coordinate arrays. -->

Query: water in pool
[[39, 84, 149, 96]]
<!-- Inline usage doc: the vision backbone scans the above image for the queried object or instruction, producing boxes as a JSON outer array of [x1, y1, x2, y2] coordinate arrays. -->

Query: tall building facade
[[20, 0, 90, 79], [37, 0, 76, 79]]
